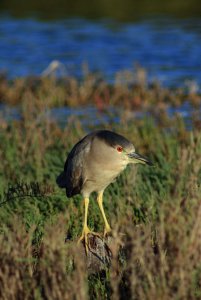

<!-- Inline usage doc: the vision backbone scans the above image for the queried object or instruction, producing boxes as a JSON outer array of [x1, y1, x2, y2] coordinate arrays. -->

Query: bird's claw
[[78, 226, 103, 255], [103, 226, 112, 238]]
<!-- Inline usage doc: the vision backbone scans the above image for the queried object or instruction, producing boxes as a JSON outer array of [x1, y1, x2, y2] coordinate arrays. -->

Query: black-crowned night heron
[[57, 130, 152, 252]]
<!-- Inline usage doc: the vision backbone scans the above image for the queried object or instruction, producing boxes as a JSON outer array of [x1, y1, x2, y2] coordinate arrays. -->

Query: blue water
[[1, 102, 200, 130], [1, 16, 201, 87]]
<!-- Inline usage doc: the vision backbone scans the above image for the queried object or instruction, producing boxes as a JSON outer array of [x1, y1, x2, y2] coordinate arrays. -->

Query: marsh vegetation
[[0, 70, 201, 299]]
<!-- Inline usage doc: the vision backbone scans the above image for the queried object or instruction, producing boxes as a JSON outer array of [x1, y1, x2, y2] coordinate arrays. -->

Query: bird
[[56, 130, 152, 252]]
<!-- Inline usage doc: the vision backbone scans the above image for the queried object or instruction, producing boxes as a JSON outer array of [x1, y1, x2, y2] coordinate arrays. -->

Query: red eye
[[117, 146, 123, 152]]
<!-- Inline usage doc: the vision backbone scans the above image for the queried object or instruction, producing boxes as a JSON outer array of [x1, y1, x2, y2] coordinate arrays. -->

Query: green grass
[[0, 84, 201, 299]]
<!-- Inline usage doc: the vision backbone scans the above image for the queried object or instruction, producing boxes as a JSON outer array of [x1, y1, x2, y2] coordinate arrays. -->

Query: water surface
[[1, 103, 200, 130], [0, 16, 201, 88]]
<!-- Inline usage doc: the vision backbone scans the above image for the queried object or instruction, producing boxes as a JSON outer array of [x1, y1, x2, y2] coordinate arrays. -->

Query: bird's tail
[[56, 172, 67, 188]]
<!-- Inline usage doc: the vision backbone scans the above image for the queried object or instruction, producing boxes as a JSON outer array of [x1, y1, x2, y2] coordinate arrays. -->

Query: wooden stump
[[66, 234, 114, 274]]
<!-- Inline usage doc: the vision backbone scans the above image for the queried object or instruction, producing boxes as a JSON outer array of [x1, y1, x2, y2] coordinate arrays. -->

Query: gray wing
[[56, 135, 92, 197]]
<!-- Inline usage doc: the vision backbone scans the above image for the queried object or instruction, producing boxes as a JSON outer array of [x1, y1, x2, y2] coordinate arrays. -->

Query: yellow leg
[[78, 197, 101, 254], [97, 192, 111, 237]]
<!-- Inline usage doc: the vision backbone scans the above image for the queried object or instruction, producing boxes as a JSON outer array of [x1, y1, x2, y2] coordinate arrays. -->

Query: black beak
[[128, 152, 153, 166]]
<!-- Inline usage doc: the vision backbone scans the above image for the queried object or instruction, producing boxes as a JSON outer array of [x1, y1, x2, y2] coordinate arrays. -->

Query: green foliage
[[1, 0, 201, 21]]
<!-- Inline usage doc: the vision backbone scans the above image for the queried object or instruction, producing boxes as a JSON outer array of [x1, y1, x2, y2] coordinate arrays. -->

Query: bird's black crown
[[96, 130, 131, 148]]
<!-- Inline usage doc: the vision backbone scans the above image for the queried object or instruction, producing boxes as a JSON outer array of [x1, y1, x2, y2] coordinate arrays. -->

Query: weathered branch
[[67, 234, 114, 274]]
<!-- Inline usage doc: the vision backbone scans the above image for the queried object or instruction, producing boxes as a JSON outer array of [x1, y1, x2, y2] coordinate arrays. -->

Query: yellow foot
[[104, 226, 112, 238], [78, 226, 102, 254]]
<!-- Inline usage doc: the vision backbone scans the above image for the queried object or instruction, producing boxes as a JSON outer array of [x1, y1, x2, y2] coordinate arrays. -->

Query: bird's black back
[[56, 133, 92, 197]]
